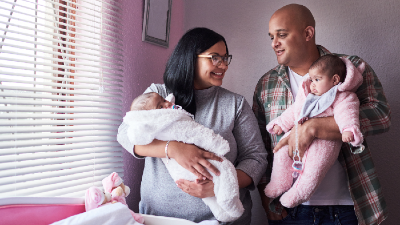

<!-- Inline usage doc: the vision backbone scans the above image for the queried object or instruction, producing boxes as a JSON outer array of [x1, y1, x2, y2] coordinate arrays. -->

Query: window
[[0, 0, 124, 198]]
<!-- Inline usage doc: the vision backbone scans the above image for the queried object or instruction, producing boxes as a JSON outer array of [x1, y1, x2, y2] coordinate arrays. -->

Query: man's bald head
[[272, 4, 315, 32], [268, 4, 319, 74]]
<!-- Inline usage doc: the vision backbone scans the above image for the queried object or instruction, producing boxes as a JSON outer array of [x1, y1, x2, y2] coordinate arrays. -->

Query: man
[[252, 4, 390, 225]]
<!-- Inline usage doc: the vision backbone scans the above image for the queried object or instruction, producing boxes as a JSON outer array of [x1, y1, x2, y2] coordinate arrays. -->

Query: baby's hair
[[130, 92, 156, 111], [310, 55, 346, 82]]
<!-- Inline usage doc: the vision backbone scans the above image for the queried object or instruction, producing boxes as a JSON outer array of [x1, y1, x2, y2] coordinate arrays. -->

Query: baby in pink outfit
[[264, 55, 365, 208]]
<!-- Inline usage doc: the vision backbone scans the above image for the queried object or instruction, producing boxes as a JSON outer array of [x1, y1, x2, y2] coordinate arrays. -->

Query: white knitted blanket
[[117, 109, 244, 222]]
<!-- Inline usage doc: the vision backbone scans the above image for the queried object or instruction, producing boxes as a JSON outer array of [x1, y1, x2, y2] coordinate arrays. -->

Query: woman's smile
[[194, 41, 228, 90]]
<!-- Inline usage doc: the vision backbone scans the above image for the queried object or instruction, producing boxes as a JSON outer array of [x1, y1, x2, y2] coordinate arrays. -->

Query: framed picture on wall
[[142, 0, 172, 48]]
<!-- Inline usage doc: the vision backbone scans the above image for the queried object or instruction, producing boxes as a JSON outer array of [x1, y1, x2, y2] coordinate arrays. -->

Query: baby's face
[[309, 68, 337, 96], [146, 93, 173, 110]]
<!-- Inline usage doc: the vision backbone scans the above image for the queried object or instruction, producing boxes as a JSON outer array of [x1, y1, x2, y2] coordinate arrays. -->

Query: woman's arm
[[135, 139, 222, 180], [234, 98, 268, 190], [237, 169, 252, 189], [175, 98, 266, 197]]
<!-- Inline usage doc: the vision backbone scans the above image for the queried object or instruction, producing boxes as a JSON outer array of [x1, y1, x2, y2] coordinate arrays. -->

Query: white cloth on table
[[198, 220, 220, 225], [50, 203, 142, 225]]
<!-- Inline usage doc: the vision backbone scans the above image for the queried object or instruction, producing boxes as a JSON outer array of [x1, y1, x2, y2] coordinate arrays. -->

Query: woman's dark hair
[[163, 27, 228, 115]]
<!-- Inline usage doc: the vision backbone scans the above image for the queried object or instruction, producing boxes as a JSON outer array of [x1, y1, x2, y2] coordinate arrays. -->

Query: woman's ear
[[332, 74, 340, 85]]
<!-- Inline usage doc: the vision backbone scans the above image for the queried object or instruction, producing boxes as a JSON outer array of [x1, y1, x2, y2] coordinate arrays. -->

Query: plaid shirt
[[252, 45, 391, 225]]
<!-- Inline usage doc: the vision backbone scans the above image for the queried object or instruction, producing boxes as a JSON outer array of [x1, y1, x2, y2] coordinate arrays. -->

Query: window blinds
[[0, 0, 124, 198]]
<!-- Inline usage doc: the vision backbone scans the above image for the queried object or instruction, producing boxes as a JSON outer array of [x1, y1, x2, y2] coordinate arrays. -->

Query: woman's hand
[[168, 141, 223, 180], [176, 178, 215, 198]]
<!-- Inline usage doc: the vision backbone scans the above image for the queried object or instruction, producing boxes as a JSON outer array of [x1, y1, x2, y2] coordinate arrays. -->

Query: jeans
[[268, 205, 358, 225]]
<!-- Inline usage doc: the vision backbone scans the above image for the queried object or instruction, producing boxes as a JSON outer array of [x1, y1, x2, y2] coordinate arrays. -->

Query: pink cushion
[[0, 204, 85, 225]]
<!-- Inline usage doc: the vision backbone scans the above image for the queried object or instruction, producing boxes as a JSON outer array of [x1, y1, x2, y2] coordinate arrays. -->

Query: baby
[[264, 55, 365, 208], [129, 92, 181, 111], [117, 92, 244, 222]]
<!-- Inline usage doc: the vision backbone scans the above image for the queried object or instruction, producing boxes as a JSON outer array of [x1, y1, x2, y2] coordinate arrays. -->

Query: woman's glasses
[[197, 54, 232, 66]]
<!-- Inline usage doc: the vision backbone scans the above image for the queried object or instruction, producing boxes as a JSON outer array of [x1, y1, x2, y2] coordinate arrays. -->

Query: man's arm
[[274, 116, 341, 158], [306, 116, 342, 140], [353, 57, 391, 136], [275, 56, 391, 157]]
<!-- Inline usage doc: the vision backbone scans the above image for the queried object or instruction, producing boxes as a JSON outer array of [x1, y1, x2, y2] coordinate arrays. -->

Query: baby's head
[[308, 55, 346, 96], [130, 92, 173, 111]]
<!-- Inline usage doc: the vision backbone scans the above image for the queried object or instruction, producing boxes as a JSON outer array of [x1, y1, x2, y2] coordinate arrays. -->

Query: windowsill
[[0, 196, 84, 206]]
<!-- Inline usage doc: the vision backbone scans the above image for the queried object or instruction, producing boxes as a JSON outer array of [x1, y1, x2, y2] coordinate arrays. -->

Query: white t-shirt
[[288, 67, 306, 100], [287, 67, 354, 206]]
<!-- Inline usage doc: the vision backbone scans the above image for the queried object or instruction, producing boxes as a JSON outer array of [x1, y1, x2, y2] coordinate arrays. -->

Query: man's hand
[[257, 183, 288, 221], [273, 117, 342, 158], [273, 121, 315, 158], [266, 208, 288, 221]]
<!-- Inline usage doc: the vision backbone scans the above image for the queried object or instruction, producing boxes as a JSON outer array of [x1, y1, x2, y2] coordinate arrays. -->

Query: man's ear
[[304, 26, 315, 41], [333, 74, 340, 85]]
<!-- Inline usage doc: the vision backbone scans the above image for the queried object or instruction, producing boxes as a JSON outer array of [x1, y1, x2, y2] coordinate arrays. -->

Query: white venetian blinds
[[0, 0, 124, 198]]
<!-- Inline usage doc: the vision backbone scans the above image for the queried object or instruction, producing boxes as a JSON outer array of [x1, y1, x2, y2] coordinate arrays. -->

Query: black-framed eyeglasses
[[197, 54, 232, 66]]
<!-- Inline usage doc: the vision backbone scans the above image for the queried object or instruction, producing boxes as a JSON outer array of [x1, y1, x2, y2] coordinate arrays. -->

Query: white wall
[[184, 1, 400, 224]]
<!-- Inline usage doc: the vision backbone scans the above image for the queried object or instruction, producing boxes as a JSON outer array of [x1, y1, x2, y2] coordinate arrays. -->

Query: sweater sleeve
[[234, 97, 268, 190]]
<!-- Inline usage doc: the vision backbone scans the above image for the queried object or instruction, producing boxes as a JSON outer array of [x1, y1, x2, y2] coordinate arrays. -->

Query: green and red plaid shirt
[[252, 45, 391, 225]]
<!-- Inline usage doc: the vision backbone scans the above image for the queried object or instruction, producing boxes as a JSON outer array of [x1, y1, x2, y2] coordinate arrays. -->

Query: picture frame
[[142, 0, 172, 48]]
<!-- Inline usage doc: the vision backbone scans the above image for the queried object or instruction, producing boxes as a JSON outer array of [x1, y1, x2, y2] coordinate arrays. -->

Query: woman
[[132, 28, 267, 224]]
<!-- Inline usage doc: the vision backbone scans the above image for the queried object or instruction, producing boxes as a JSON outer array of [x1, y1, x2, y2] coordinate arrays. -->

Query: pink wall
[[120, 0, 184, 211]]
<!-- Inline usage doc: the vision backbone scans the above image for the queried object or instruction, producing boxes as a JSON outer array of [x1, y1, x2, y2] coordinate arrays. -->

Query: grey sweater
[[137, 84, 267, 224]]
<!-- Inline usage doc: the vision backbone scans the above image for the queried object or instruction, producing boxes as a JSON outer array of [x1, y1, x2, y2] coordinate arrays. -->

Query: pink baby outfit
[[264, 58, 365, 208]]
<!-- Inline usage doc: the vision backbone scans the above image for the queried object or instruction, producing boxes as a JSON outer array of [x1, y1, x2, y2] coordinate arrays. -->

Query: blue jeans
[[268, 205, 358, 225]]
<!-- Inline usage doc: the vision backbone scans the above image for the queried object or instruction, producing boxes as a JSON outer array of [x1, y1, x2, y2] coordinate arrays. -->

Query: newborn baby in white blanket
[[117, 92, 244, 222]]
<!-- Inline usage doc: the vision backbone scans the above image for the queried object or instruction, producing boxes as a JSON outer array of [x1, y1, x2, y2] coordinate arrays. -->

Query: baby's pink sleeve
[[333, 92, 363, 146], [266, 98, 303, 134]]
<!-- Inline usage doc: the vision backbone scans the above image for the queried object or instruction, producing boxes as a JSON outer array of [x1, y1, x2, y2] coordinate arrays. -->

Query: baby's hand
[[273, 125, 283, 135], [342, 131, 354, 143]]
